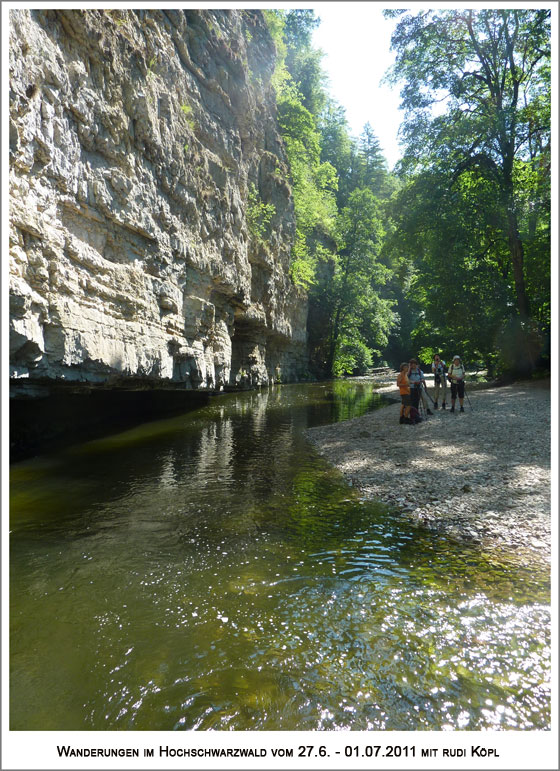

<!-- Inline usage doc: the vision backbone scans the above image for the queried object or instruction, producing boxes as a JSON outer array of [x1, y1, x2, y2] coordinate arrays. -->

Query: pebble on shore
[[306, 377, 551, 567]]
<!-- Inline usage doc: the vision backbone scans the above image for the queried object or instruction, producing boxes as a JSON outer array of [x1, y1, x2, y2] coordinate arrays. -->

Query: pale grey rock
[[9, 9, 307, 391]]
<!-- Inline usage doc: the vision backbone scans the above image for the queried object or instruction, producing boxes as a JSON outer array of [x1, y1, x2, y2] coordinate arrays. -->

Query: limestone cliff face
[[9, 9, 307, 392]]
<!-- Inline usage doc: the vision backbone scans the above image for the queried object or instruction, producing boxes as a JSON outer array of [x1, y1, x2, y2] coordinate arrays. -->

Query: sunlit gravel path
[[307, 378, 551, 566]]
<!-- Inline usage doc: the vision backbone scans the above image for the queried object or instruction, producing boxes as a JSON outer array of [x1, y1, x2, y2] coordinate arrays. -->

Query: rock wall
[[9, 9, 307, 393]]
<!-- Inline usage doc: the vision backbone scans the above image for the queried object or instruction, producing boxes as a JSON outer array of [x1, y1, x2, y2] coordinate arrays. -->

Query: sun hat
[[453, 354, 461, 360]]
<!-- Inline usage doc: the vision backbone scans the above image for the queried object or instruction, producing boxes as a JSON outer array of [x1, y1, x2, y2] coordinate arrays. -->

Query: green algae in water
[[10, 382, 550, 730]]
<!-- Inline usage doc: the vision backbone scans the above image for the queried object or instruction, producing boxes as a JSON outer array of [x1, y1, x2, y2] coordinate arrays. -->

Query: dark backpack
[[433, 361, 445, 383]]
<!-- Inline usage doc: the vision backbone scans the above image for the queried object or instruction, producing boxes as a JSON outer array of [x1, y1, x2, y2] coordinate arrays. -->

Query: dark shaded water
[[10, 381, 550, 730]]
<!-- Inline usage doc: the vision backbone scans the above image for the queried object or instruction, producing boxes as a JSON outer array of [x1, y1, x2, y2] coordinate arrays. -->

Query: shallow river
[[10, 381, 550, 730]]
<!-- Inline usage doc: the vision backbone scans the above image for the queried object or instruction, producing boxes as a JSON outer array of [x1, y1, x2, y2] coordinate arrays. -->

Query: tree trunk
[[326, 305, 342, 375], [505, 203, 536, 373], [506, 208, 530, 321]]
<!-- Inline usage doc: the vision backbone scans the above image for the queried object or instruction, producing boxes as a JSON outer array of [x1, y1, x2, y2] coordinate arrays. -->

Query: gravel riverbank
[[307, 376, 551, 567]]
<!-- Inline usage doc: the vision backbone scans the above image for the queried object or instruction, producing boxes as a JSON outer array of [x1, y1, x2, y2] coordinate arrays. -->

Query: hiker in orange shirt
[[397, 362, 412, 424]]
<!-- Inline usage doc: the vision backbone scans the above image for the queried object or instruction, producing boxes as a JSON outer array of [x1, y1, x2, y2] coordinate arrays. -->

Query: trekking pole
[[421, 381, 436, 406], [416, 387, 426, 420], [464, 384, 473, 412]]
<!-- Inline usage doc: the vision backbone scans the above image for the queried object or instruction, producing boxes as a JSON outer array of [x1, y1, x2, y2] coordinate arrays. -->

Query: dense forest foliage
[[263, 9, 551, 378]]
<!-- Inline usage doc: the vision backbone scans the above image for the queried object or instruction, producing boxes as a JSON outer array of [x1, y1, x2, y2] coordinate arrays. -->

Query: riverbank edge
[[306, 376, 551, 568], [9, 375, 313, 462]]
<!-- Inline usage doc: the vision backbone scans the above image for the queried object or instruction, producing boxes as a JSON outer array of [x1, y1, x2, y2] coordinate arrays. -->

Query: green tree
[[386, 8, 550, 371], [264, 10, 337, 291], [356, 122, 390, 197], [326, 189, 394, 375], [264, 10, 399, 377], [276, 79, 338, 286], [318, 99, 354, 208], [284, 10, 326, 115]]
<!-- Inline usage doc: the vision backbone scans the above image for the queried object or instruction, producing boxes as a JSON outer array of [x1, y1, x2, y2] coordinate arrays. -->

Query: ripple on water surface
[[10, 382, 550, 730]]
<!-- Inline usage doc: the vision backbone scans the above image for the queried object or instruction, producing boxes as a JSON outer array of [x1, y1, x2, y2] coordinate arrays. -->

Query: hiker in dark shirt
[[431, 354, 447, 409], [408, 359, 433, 416]]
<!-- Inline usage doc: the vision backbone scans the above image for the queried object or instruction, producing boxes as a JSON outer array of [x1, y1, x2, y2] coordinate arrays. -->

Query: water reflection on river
[[10, 382, 550, 730]]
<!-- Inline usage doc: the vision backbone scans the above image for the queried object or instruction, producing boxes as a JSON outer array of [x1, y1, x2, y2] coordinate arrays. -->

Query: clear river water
[[10, 380, 550, 731]]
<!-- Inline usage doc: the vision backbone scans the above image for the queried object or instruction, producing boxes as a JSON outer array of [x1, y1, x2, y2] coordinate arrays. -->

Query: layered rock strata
[[9, 9, 307, 393]]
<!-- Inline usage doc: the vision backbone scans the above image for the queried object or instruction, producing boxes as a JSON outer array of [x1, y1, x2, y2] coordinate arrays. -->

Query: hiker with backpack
[[448, 355, 466, 413], [408, 359, 433, 416], [431, 354, 447, 410], [397, 362, 422, 424], [397, 362, 412, 424]]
